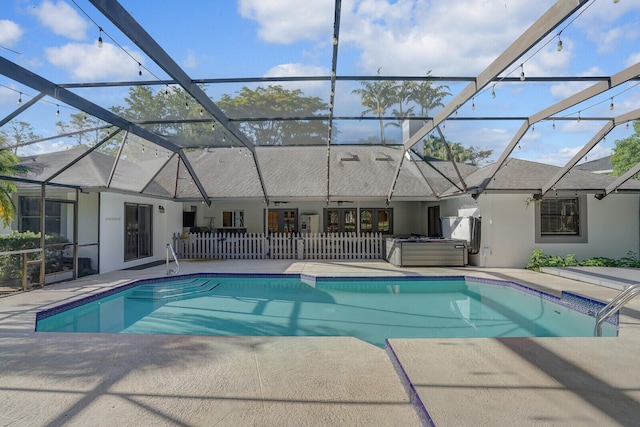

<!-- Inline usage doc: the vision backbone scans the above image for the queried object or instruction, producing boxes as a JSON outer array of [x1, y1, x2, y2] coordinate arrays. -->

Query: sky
[[1, 0, 640, 165]]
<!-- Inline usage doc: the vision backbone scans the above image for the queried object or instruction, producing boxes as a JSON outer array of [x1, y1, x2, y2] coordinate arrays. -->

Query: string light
[[577, 111, 581, 123], [82, 114, 87, 122], [138, 62, 142, 76], [552, 120, 556, 130], [471, 97, 475, 110], [56, 105, 60, 116], [556, 34, 563, 52], [610, 98, 614, 110], [491, 84, 496, 99], [17, 92, 22, 105], [627, 122, 630, 129], [98, 27, 103, 48], [520, 64, 525, 81], [613, 0, 620, 3], [200, 109, 204, 116]]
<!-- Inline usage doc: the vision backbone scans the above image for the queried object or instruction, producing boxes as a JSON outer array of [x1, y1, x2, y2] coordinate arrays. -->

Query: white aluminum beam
[[0, 56, 210, 204], [388, 0, 587, 202], [481, 61, 640, 195], [541, 108, 640, 196], [89, 0, 269, 203]]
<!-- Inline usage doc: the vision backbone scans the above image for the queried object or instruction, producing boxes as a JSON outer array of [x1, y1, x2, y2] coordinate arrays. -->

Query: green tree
[[217, 85, 329, 145], [408, 72, 451, 117], [390, 80, 416, 127], [110, 85, 212, 148], [0, 135, 27, 227], [423, 135, 492, 166], [0, 121, 40, 154], [612, 120, 640, 177], [56, 112, 107, 147], [352, 69, 396, 145]]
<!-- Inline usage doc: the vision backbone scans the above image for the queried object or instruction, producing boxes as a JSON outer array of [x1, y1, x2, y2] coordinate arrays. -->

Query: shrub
[[526, 249, 639, 271], [0, 231, 69, 285]]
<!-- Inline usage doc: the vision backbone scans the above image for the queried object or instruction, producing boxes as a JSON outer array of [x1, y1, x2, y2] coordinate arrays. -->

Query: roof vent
[[338, 151, 358, 161], [373, 151, 391, 161]]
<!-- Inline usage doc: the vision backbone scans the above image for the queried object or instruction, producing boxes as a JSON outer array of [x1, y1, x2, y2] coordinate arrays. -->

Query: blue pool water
[[36, 274, 617, 347]]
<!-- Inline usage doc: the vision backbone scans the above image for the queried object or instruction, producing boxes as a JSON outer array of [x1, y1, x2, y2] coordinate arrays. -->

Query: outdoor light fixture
[[17, 92, 21, 105], [56, 105, 59, 116], [556, 38, 563, 52], [491, 84, 496, 99], [610, 98, 614, 110], [552, 120, 556, 130], [158, 205, 165, 213], [138, 62, 142, 76], [520, 64, 525, 81], [471, 97, 475, 110], [98, 28, 103, 48]]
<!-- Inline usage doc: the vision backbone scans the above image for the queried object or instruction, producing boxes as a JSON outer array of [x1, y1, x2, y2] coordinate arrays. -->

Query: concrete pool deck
[[1, 260, 639, 426]]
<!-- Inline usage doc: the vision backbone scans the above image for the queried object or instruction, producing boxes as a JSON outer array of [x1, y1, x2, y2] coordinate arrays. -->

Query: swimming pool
[[35, 274, 617, 347]]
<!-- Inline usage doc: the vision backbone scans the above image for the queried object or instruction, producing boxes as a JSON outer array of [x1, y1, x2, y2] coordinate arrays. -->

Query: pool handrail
[[166, 243, 180, 275], [594, 284, 640, 336]]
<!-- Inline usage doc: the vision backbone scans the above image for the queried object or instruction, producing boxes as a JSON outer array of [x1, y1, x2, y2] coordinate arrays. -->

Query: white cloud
[[549, 67, 604, 99], [30, 0, 88, 41], [534, 146, 581, 166], [183, 50, 199, 69], [626, 52, 640, 68], [238, 0, 334, 44], [573, 0, 640, 54], [340, 0, 556, 75], [262, 63, 329, 97], [45, 42, 145, 81], [0, 20, 23, 47]]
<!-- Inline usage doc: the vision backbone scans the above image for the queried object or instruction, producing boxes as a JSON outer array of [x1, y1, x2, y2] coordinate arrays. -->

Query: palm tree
[[352, 69, 396, 145], [409, 71, 451, 118], [0, 135, 26, 227], [390, 80, 416, 128]]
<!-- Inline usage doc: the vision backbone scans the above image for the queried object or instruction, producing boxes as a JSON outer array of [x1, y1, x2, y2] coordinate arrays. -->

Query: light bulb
[[610, 99, 614, 110], [520, 70, 525, 81], [613, 0, 620, 3], [138, 63, 142, 76], [471, 98, 475, 110], [556, 39, 563, 52], [98, 28, 103, 48], [552, 120, 556, 130], [491, 86, 496, 99], [577, 112, 581, 123], [56, 105, 60, 116], [82, 114, 87, 122], [200, 109, 203, 116], [17, 92, 22, 105]]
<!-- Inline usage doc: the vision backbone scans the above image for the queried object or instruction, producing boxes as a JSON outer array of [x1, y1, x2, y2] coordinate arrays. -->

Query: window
[[541, 198, 579, 235], [535, 196, 587, 243], [267, 209, 298, 233], [222, 211, 244, 228], [125, 203, 152, 261], [18, 197, 63, 235], [324, 208, 392, 234]]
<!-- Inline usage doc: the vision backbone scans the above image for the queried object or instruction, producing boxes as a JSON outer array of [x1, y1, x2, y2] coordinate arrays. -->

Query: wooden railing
[[172, 232, 384, 260]]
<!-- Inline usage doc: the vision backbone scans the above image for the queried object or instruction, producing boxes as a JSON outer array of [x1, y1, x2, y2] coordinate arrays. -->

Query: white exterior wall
[[99, 193, 183, 274], [187, 200, 426, 235], [473, 193, 639, 268]]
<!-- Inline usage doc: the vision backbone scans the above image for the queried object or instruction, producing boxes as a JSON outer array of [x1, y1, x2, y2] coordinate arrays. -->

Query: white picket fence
[[172, 232, 384, 260]]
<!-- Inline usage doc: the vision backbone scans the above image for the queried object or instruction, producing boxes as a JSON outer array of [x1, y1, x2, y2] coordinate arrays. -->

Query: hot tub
[[385, 237, 468, 267]]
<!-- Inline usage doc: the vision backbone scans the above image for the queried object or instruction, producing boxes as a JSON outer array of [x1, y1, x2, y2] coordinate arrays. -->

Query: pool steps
[[127, 280, 220, 301]]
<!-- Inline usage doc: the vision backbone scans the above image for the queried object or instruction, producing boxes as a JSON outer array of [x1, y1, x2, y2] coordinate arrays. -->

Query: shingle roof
[[15, 146, 640, 200]]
